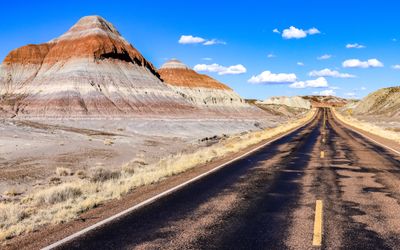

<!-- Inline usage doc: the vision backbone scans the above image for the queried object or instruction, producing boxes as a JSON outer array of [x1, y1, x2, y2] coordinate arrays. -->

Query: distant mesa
[[302, 95, 348, 108], [259, 96, 312, 110], [158, 58, 254, 110], [0, 16, 194, 117]]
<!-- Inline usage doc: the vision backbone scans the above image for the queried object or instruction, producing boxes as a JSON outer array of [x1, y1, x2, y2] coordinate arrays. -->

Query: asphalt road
[[56, 108, 400, 250]]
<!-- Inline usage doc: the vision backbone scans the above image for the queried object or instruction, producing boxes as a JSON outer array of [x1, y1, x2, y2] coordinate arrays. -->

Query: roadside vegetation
[[333, 108, 400, 144], [0, 109, 316, 242]]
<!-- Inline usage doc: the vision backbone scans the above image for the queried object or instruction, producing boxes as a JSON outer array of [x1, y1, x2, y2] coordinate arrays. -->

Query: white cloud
[[248, 71, 297, 84], [194, 63, 246, 75], [346, 43, 366, 49], [304, 77, 329, 88], [203, 39, 226, 46], [281, 26, 320, 39], [309, 68, 355, 78], [342, 58, 384, 68], [267, 53, 276, 58], [202, 57, 213, 61], [319, 89, 336, 96], [361, 86, 367, 90], [179, 35, 206, 44], [392, 64, 400, 70], [282, 26, 306, 39], [179, 35, 225, 46], [273, 28, 280, 34], [289, 77, 328, 88], [317, 54, 332, 60], [307, 27, 321, 35], [297, 62, 304, 66]]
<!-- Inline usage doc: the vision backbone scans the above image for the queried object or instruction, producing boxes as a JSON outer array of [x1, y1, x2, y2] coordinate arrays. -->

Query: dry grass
[[333, 108, 400, 144], [3, 188, 22, 197], [0, 109, 316, 242], [76, 170, 87, 179], [56, 167, 73, 176], [103, 139, 114, 146], [89, 168, 121, 182]]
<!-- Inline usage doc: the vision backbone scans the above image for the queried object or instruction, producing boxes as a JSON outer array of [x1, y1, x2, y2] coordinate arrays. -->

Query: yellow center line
[[312, 200, 323, 247]]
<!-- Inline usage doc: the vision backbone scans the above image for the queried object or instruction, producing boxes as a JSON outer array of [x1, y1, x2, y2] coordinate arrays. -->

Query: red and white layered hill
[[158, 59, 258, 115], [0, 16, 194, 117]]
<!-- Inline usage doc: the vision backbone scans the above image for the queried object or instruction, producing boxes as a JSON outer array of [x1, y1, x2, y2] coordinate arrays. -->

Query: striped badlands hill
[[158, 59, 263, 116], [0, 16, 194, 117]]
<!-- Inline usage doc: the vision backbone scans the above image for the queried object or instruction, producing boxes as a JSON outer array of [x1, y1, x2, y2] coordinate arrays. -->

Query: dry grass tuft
[[76, 170, 87, 179], [49, 177, 62, 185], [3, 188, 23, 197], [34, 184, 82, 205], [0, 109, 316, 242], [56, 167, 73, 176], [103, 139, 114, 146], [90, 168, 120, 182]]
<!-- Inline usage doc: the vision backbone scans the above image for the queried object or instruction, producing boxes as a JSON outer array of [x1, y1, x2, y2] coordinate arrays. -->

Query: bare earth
[[0, 116, 287, 198]]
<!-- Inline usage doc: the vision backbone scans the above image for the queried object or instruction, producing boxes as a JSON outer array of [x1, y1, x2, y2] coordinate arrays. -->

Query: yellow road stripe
[[312, 200, 323, 246], [320, 151, 325, 158]]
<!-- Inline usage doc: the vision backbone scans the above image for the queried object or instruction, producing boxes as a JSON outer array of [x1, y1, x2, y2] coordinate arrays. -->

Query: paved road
[[57, 108, 400, 249]]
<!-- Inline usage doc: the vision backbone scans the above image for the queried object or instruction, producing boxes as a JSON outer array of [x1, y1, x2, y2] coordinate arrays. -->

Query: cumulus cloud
[[318, 89, 335, 96], [179, 35, 206, 44], [317, 54, 332, 60], [179, 35, 225, 46], [273, 28, 280, 34], [194, 63, 246, 75], [307, 27, 321, 35], [203, 39, 226, 46], [281, 26, 320, 39], [346, 43, 366, 49], [309, 68, 355, 78], [248, 71, 297, 84], [392, 64, 400, 70], [289, 77, 328, 89], [342, 58, 384, 68], [297, 62, 304, 66]]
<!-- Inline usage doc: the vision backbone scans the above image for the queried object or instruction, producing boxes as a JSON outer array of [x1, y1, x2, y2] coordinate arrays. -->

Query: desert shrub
[[49, 177, 62, 185], [122, 165, 136, 174], [90, 168, 120, 182], [103, 139, 114, 145], [0, 204, 29, 229], [76, 170, 87, 179], [35, 184, 82, 205], [3, 188, 22, 197], [56, 167, 72, 176]]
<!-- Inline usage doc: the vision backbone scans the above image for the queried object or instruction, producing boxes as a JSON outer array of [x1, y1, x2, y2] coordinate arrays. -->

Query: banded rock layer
[[0, 16, 194, 117], [158, 59, 248, 109], [258, 96, 311, 110], [351, 87, 400, 116]]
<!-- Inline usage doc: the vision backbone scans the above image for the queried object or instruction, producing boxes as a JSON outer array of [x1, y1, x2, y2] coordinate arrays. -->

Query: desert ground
[[0, 115, 290, 199]]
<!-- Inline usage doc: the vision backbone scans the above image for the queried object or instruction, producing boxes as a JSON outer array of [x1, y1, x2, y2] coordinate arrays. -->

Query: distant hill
[[257, 96, 311, 109], [350, 87, 400, 117], [302, 95, 348, 107]]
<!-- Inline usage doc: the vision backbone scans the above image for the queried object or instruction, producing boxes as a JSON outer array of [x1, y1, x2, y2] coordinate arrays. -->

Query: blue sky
[[1, 0, 399, 100]]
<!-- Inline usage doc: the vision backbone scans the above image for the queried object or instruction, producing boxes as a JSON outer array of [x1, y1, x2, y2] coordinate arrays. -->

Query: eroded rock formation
[[0, 16, 194, 117]]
